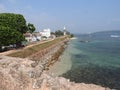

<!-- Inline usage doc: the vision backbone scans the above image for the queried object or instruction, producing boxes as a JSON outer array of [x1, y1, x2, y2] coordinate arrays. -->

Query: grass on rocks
[[7, 36, 67, 58]]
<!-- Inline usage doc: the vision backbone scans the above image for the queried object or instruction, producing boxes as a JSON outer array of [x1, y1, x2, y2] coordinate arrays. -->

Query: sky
[[0, 0, 120, 33]]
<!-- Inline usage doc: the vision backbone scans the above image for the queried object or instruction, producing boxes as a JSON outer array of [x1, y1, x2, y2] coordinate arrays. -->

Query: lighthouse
[[64, 26, 66, 30], [63, 26, 66, 36]]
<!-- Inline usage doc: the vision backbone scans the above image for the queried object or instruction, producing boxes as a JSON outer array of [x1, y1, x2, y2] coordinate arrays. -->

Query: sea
[[49, 33, 120, 90]]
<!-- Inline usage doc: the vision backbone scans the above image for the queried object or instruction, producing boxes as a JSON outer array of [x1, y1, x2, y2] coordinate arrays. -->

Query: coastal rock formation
[[0, 56, 111, 90]]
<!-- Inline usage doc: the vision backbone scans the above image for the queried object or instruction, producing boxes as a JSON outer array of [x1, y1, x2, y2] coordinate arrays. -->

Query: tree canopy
[[55, 30, 63, 37], [0, 13, 28, 34], [28, 23, 35, 33], [0, 13, 35, 50], [0, 27, 24, 47]]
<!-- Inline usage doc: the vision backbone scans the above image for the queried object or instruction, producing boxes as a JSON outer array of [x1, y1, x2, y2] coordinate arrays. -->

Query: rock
[[0, 54, 112, 90], [32, 79, 43, 89]]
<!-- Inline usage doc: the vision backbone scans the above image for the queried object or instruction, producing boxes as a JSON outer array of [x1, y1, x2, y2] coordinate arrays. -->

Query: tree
[[51, 32, 55, 34], [0, 13, 36, 51], [70, 34, 74, 38], [28, 23, 35, 33], [0, 13, 28, 34], [55, 30, 63, 37], [0, 13, 29, 50], [0, 27, 24, 49]]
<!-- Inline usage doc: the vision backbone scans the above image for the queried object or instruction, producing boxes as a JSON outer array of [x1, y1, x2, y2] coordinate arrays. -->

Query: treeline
[[51, 30, 74, 37], [0, 13, 35, 51]]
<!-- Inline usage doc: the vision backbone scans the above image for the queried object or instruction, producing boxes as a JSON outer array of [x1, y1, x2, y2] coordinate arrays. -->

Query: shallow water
[[48, 43, 72, 76], [50, 36, 120, 89]]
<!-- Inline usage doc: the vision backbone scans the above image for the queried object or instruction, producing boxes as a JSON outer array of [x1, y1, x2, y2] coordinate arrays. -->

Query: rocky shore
[[0, 38, 111, 90], [0, 56, 111, 90]]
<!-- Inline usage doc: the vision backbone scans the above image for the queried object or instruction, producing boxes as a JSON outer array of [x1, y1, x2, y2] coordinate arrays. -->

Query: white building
[[24, 32, 41, 42], [39, 28, 51, 38], [24, 32, 32, 42]]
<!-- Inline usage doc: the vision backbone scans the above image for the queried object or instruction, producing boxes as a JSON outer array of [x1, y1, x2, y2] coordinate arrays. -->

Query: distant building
[[24, 32, 32, 42], [24, 32, 41, 42], [39, 28, 51, 38]]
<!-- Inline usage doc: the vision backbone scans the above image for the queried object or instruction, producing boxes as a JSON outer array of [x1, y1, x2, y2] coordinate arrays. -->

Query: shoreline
[[48, 42, 72, 76], [0, 37, 111, 90]]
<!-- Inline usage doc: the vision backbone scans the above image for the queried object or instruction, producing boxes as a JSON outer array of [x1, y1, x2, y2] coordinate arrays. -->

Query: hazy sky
[[0, 0, 120, 33]]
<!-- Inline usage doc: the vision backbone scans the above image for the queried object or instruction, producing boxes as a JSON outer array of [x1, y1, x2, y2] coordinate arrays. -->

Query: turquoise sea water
[[60, 35, 120, 89]]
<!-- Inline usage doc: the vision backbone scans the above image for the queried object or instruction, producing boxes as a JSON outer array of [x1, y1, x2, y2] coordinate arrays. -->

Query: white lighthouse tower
[[64, 26, 66, 30], [63, 26, 66, 36]]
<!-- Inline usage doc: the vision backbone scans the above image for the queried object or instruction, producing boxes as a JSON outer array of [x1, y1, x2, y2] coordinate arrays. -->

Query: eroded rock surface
[[0, 55, 112, 90]]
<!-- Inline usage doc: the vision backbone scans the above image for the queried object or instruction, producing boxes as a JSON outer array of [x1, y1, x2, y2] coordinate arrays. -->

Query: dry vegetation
[[7, 36, 67, 58]]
